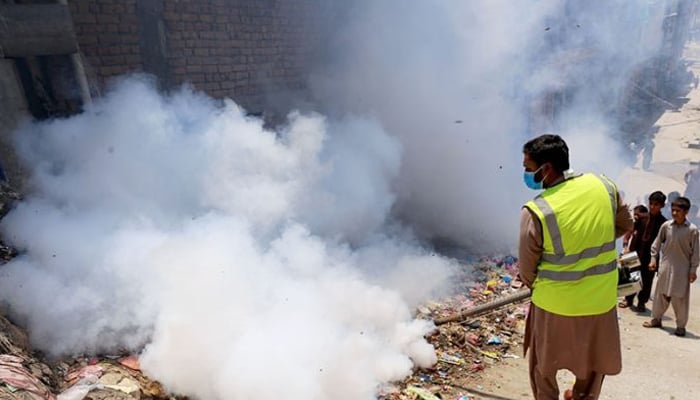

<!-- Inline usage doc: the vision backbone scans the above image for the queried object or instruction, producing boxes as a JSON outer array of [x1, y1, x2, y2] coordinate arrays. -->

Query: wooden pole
[[433, 289, 531, 325]]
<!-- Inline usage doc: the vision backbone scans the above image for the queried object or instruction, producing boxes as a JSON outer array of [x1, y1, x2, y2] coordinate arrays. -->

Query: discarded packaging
[[405, 386, 442, 400]]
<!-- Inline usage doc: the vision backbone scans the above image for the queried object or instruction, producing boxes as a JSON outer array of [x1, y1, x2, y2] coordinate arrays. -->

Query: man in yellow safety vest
[[518, 134, 633, 400]]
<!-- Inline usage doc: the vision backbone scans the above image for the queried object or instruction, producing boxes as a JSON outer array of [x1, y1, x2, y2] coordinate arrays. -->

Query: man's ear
[[541, 162, 553, 176]]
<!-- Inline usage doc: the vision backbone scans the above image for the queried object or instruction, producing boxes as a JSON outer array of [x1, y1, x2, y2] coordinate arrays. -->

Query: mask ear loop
[[536, 164, 549, 186]]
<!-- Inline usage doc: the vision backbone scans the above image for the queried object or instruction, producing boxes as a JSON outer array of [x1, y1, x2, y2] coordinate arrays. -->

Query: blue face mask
[[523, 165, 545, 190]]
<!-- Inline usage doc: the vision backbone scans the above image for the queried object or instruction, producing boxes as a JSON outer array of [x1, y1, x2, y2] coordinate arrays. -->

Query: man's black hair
[[633, 204, 648, 213], [648, 191, 666, 204], [522, 134, 570, 172], [672, 196, 691, 211]]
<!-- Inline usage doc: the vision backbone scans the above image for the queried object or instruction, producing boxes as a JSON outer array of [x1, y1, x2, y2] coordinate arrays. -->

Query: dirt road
[[469, 44, 700, 400]]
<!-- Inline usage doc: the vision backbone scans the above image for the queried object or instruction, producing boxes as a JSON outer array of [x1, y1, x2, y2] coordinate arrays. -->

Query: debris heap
[[0, 222, 526, 400], [0, 316, 171, 400], [380, 256, 530, 400]]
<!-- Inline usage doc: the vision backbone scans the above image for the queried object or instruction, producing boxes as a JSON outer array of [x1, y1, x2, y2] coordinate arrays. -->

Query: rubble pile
[[380, 256, 530, 400], [0, 225, 172, 400], [53, 355, 168, 400], [0, 317, 171, 400]]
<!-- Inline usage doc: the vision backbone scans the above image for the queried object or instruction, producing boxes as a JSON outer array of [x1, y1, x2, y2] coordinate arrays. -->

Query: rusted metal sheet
[[0, 4, 77, 57]]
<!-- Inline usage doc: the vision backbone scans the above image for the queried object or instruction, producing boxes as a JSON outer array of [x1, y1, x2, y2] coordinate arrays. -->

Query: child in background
[[623, 205, 648, 252], [643, 197, 699, 336], [621, 191, 667, 312]]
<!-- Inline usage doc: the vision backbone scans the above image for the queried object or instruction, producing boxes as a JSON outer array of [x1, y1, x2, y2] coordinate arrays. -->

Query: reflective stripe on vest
[[536, 259, 617, 281], [531, 175, 618, 272]]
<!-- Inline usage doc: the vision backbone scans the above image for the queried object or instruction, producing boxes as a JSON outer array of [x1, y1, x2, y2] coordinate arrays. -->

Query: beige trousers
[[652, 294, 689, 328]]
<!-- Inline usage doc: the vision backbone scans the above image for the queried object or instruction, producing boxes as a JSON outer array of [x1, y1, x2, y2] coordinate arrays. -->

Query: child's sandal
[[642, 320, 662, 328]]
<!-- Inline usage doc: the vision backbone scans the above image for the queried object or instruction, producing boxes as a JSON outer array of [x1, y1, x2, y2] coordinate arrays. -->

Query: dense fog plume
[[310, 1, 666, 251], [0, 79, 457, 399]]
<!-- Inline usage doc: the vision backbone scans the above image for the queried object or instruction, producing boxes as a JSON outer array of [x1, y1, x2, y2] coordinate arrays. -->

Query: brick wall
[[68, 0, 324, 113], [68, 1, 143, 84]]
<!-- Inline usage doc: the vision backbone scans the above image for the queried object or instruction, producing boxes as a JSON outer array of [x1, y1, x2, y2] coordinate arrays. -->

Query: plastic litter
[[0, 354, 55, 400], [57, 376, 102, 400], [406, 386, 442, 400], [118, 355, 140, 371], [438, 353, 464, 366], [487, 335, 502, 345], [387, 255, 528, 399]]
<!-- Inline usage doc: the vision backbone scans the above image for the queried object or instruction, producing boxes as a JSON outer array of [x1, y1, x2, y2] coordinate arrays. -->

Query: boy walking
[[643, 196, 699, 336], [621, 191, 667, 312]]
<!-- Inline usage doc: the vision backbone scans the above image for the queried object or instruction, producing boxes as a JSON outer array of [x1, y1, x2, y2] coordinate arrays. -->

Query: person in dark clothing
[[620, 191, 667, 312], [623, 205, 649, 252]]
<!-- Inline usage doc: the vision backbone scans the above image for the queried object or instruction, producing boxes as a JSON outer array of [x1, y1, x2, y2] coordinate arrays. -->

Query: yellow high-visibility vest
[[524, 173, 618, 316]]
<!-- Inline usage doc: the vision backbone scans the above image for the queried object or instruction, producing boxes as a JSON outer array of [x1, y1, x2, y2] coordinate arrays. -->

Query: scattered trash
[[386, 255, 529, 399], [487, 335, 502, 345], [57, 376, 102, 400], [438, 352, 464, 366], [469, 363, 485, 372], [466, 334, 479, 346], [0, 354, 55, 400], [479, 350, 499, 359], [65, 365, 103, 386], [377, 383, 400, 397], [406, 386, 442, 400], [118, 356, 140, 371], [417, 306, 432, 315]]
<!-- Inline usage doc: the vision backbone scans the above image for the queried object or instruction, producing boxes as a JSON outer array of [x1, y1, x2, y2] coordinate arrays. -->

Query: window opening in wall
[[13, 55, 83, 120]]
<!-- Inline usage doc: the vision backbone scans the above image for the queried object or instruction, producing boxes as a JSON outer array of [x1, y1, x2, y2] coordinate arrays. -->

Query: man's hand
[[690, 273, 697, 283], [649, 260, 657, 271]]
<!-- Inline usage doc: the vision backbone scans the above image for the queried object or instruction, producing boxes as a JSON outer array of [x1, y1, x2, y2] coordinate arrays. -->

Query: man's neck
[[544, 173, 566, 188]]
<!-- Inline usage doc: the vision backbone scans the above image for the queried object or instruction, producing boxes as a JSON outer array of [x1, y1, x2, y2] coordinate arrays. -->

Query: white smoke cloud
[[309, 1, 667, 251], [0, 78, 456, 399]]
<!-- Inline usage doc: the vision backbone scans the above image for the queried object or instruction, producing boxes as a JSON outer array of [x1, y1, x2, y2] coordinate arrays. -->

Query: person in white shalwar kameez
[[643, 196, 699, 337]]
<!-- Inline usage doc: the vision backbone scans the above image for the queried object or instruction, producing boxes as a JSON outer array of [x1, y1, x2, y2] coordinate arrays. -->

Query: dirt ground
[[469, 44, 700, 400]]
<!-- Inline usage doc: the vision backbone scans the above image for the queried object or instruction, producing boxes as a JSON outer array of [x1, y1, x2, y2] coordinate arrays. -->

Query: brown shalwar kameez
[[519, 193, 633, 400], [649, 219, 699, 329]]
